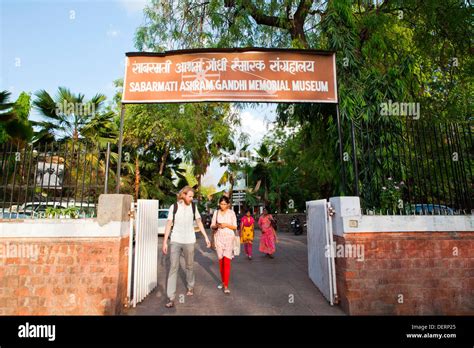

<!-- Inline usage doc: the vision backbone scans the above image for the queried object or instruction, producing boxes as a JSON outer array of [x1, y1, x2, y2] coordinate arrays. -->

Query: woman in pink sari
[[258, 207, 278, 258]]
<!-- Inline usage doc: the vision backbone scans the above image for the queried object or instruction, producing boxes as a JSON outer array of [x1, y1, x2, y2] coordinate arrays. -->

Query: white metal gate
[[306, 199, 338, 305], [127, 199, 159, 307]]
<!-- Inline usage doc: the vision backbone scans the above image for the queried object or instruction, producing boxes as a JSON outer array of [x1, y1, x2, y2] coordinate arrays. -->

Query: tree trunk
[[159, 144, 169, 176], [277, 187, 282, 213], [135, 155, 140, 201]]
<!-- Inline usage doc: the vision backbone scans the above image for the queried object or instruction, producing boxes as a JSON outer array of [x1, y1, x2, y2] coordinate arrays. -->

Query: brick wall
[[334, 232, 474, 315], [0, 236, 129, 315]]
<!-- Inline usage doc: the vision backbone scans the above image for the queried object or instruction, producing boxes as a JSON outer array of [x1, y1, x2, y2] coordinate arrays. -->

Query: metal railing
[[0, 141, 111, 219], [342, 118, 473, 215]]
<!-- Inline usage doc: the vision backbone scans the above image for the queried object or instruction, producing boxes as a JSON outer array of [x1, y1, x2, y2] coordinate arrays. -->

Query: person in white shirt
[[162, 186, 211, 308]]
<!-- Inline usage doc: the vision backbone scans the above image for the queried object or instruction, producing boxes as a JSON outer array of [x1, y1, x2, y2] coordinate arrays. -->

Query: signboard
[[232, 191, 246, 203], [122, 48, 338, 103]]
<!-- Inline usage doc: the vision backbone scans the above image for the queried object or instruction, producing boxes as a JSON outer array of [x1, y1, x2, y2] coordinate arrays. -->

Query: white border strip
[[0, 219, 130, 238], [341, 215, 474, 234]]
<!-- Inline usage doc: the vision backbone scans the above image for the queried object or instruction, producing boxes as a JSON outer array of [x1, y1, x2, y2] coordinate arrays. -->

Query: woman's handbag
[[270, 216, 277, 230], [233, 234, 241, 256]]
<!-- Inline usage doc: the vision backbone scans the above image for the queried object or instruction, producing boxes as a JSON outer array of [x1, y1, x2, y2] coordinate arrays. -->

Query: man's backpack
[[170, 201, 197, 235]]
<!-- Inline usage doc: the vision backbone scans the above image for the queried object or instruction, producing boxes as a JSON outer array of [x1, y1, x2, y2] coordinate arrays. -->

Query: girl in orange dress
[[240, 209, 255, 260]]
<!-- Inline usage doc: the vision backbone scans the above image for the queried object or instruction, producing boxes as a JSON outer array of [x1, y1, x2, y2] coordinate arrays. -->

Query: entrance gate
[[127, 199, 159, 307], [306, 199, 338, 305], [120, 48, 340, 306]]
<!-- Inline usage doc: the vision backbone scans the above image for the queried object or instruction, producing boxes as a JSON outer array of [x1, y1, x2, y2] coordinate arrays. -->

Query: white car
[[157, 207, 200, 235], [157, 209, 169, 235]]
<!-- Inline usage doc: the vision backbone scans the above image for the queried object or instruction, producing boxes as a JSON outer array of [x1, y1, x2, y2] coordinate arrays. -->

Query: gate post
[[97, 194, 133, 314]]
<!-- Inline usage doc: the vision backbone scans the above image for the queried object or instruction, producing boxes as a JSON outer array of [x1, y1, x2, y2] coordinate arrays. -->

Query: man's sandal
[[186, 288, 194, 296], [165, 300, 174, 308]]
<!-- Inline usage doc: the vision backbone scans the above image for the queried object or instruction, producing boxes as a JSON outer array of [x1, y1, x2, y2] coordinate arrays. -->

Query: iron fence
[[342, 118, 473, 215], [0, 141, 111, 219]]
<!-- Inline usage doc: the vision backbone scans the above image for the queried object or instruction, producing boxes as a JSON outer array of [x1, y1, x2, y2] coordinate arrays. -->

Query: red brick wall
[[334, 232, 474, 315], [0, 236, 129, 315]]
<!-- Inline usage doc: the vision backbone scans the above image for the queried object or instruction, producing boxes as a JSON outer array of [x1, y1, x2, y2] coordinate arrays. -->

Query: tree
[[133, 0, 473, 209], [119, 101, 238, 201], [80, 110, 118, 149], [32, 87, 107, 143], [250, 142, 281, 206], [0, 91, 34, 144], [0, 91, 16, 122], [218, 142, 250, 200], [135, 0, 324, 51]]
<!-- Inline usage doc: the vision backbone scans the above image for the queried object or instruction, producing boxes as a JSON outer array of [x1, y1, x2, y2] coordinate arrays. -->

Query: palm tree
[[218, 144, 249, 201], [0, 91, 15, 122], [0, 91, 33, 143], [268, 165, 296, 213], [80, 110, 118, 148], [252, 143, 280, 206], [32, 87, 106, 143]]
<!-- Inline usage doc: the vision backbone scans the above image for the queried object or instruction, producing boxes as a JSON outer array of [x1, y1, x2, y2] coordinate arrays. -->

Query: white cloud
[[239, 110, 276, 147]]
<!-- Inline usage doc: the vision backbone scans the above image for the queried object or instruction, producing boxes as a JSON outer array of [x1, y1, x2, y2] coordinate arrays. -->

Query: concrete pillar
[[97, 194, 133, 226], [329, 197, 361, 237]]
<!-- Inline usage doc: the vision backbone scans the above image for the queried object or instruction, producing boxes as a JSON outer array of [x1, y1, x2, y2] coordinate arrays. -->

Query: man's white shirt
[[167, 201, 200, 244]]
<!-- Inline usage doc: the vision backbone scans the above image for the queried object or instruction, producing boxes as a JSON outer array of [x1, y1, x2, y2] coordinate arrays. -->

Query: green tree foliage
[[0, 91, 34, 144], [32, 87, 110, 143], [118, 101, 238, 201], [132, 0, 472, 209]]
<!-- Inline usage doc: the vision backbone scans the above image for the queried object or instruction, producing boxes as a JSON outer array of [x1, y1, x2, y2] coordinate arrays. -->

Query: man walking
[[162, 186, 211, 308]]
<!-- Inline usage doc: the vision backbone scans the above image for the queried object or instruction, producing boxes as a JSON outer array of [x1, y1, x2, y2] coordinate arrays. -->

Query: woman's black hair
[[218, 196, 231, 205], [245, 208, 252, 214]]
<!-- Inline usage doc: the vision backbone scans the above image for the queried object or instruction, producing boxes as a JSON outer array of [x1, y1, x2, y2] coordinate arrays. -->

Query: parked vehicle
[[157, 208, 200, 235], [157, 209, 169, 235], [408, 204, 455, 215], [290, 216, 303, 235], [1, 212, 31, 219], [13, 201, 96, 218]]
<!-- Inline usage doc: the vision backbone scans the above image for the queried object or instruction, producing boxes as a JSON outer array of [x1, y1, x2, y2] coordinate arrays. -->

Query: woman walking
[[258, 207, 278, 258], [240, 209, 255, 260], [211, 196, 238, 294]]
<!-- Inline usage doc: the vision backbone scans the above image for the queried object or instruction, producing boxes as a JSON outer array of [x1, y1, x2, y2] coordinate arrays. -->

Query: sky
[[0, 0, 277, 188]]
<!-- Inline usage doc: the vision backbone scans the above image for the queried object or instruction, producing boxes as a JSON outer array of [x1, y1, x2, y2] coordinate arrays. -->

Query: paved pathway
[[125, 230, 345, 315]]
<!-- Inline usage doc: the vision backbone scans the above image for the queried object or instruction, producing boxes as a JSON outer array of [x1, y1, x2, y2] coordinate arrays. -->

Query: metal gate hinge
[[328, 206, 336, 217], [128, 210, 135, 219]]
